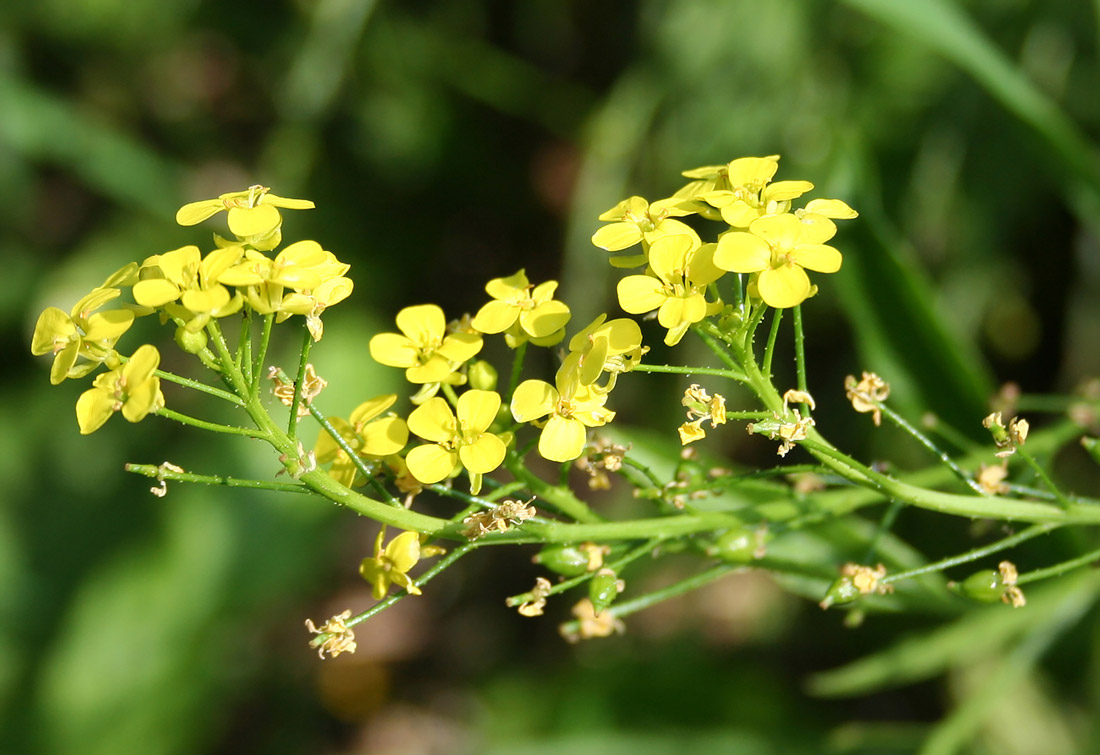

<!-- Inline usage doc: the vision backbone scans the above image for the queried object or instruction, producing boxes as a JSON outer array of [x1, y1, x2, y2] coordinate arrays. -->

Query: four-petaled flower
[[471, 269, 571, 347], [315, 394, 410, 487], [176, 185, 315, 251], [369, 304, 483, 400], [359, 529, 424, 600], [133, 245, 244, 331], [31, 279, 137, 384], [591, 195, 695, 267], [511, 354, 615, 462], [699, 155, 813, 228], [405, 389, 507, 494], [616, 233, 724, 345], [714, 213, 842, 309], [75, 344, 165, 434]]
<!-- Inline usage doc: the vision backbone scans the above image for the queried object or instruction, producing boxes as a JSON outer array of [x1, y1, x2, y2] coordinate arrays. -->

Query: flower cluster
[[595, 155, 857, 345], [31, 185, 348, 434]]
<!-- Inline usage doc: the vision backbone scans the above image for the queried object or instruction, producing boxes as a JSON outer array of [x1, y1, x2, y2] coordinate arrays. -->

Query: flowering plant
[[32, 158, 1100, 660]]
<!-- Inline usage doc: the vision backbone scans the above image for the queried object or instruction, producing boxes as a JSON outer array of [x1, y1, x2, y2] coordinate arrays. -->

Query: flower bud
[[467, 360, 498, 391], [707, 526, 765, 563], [174, 325, 208, 354], [818, 575, 862, 609], [955, 569, 1004, 603]]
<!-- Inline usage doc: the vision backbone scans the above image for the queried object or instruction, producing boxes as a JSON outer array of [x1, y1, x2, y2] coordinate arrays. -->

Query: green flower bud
[[468, 360, 498, 391], [174, 325, 208, 354], [532, 544, 590, 577], [588, 568, 622, 614]]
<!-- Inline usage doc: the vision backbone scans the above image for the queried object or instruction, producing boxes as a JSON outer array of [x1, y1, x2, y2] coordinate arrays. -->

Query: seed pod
[[588, 568, 623, 614], [174, 325, 208, 354], [532, 544, 590, 577]]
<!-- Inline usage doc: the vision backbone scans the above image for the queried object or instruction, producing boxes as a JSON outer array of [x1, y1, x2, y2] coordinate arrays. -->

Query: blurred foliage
[[5, 0, 1100, 753]]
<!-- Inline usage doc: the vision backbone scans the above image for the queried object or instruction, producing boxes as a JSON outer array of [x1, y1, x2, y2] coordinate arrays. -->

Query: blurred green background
[[5, 1, 1100, 753]]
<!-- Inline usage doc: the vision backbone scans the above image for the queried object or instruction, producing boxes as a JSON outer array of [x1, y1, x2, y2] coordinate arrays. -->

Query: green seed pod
[[1082, 437, 1100, 467], [955, 569, 1004, 603], [467, 359, 498, 391], [707, 526, 763, 563], [818, 575, 861, 610], [588, 568, 622, 614], [174, 325, 208, 354], [532, 544, 590, 577]]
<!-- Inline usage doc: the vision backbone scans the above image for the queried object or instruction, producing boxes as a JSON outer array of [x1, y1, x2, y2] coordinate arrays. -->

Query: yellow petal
[[459, 433, 506, 474], [31, 307, 75, 355], [457, 389, 501, 434], [714, 232, 770, 273], [132, 279, 182, 308], [349, 394, 398, 425], [484, 269, 529, 299], [790, 244, 842, 273], [360, 416, 408, 456], [263, 193, 315, 211], [727, 156, 779, 186], [616, 275, 666, 315], [765, 180, 813, 201], [519, 300, 570, 338], [757, 265, 811, 309], [471, 299, 519, 334], [76, 387, 115, 434], [369, 332, 419, 368], [538, 415, 587, 462], [407, 397, 456, 443], [805, 198, 858, 219], [227, 204, 281, 238], [395, 304, 446, 347], [437, 332, 483, 363], [82, 310, 135, 342], [384, 531, 422, 572], [175, 199, 224, 226], [592, 222, 644, 251], [406, 355, 455, 384], [405, 443, 458, 484], [511, 380, 557, 422]]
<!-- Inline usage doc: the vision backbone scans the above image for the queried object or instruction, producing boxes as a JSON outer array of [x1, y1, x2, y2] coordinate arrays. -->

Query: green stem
[[154, 369, 245, 406], [792, 304, 807, 395], [155, 407, 267, 439], [632, 364, 746, 381], [880, 524, 1058, 585], [287, 324, 314, 442], [1014, 446, 1073, 509], [124, 463, 311, 494], [880, 404, 985, 495], [1017, 545, 1100, 585], [505, 451, 603, 523], [252, 314, 275, 399], [506, 537, 663, 606], [761, 307, 783, 380], [239, 309, 253, 387], [507, 340, 527, 402]]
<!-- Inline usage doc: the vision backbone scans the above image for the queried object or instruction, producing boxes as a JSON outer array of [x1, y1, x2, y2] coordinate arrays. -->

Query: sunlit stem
[[287, 324, 314, 442], [1014, 446, 1073, 509], [153, 369, 245, 406], [308, 403, 400, 506], [761, 307, 783, 379], [507, 340, 527, 403], [239, 309, 253, 386], [880, 523, 1059, 585], [155, 406, 267, 439], [1016, 545, 1100, 585], [125, 463, 310, 493], [879, 404, 985, 495], [252, 314, 275, 399]]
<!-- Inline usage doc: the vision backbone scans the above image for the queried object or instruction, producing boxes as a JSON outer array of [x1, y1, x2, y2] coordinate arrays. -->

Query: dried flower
[[305, 609, 357, 659], [269, 364, 327, 417], [462, 499, 538, 539], [845, 372, 890, 426]]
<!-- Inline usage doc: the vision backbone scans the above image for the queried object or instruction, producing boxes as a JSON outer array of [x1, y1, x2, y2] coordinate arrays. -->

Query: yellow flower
[[133, 245, 244, 331], [369, 304, 483, 394], [616, 233, 724, 345], [175, 185, 314, 251], [359, 529, 423, 600], [591, 195, 695, 267], [714, 213, 841, 309], [511, 354, 615, 462], [699, 156, 813, 228], [567, 314, 647, 390], [405, 390, 507, 494], [74, 344, 164, 434], [315, 394, 409, 487], [31, 284, 136, 384], [471, 269, 571, 347]]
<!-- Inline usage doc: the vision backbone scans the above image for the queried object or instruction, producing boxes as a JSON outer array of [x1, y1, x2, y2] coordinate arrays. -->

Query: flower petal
[[405, 443, 457, 484], [459, 433, 507, 474], [592, 222, 644, 251], [538, 415, 587, 462], [714, 232, 770, 273], [511, 380, 557, 422], [360, 416, 409, 456], [471, 299, 519, 334], [407, 397, 457, 443], [457, 389, 501, 434], [369, 333, 419, 368], [757, 265, 812, 309], [616, 275, 665, 315], [395, 304, 446, 347], [790, 243, 842, 273], [519, 300, 570, 338]]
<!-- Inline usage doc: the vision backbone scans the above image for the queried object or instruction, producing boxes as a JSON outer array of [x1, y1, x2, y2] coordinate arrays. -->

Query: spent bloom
[[75, 344, 165, 434], [845, 372, 890, 426], [471, 269, 571, 347], [678, 384, 727, 445], [305, 609, 357, 659], [714, 213, 842, 309], [404, 390, 507, 494], [617, 233, 724, 346]]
